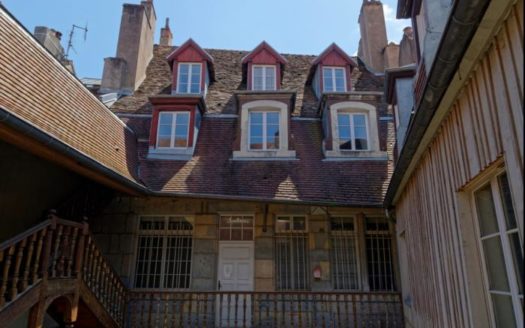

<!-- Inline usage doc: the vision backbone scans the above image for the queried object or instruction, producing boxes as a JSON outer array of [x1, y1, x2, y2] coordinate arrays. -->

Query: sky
[[2, 0, 411, 79]]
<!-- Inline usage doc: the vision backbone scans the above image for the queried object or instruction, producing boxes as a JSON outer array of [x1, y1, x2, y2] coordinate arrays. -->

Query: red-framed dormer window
[[242, 41, 287, 91], [157, 111, 190, 148], [309, 43, 357, 98], [167, 39, 214, 96]]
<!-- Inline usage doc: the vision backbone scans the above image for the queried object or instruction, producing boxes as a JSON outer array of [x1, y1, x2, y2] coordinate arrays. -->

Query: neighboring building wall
[[395, 4, 523, 327], [394, 77, 413, 149], [90, 197, 395, 292]]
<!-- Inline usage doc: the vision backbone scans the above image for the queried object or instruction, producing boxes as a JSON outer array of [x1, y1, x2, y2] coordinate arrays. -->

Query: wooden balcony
[[0, 216, 403, 327], [127, 291, 403, 328]]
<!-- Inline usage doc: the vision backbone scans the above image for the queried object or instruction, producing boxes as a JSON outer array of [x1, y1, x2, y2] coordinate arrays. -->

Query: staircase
[[0, 214, 126, 327]]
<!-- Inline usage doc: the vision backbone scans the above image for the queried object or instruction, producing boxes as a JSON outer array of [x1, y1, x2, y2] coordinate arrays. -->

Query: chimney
[[358, 0, 388, 72], [159, 18, 173, 46], [101, 0, 156, 95], [399, 27, 417, 66], [34, 26, 65, 61], [384, 42, 400, 69]]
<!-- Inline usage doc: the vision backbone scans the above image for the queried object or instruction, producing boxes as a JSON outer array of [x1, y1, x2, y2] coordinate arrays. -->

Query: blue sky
[[2, 0, 410, 79]]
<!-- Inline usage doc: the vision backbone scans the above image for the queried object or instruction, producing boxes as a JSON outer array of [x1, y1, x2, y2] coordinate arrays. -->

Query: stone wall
[[90, 196, 390, 291]]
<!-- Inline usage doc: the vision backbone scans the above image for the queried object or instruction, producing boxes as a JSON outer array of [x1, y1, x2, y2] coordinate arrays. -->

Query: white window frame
[[252, 65, 276, 91], [471, 171, 523, 327], [156, 111, 190, 149], [248, 110, 280, 151], [274, 215, 310, 290], [233, 100, 296, 159], [322, 66, 347, 92], [330, 216, 361, 290], [324, 102, 386, 159], [336, 112, 370, 151], [132, 216, 194, 291], [176, 62, 202, 94]]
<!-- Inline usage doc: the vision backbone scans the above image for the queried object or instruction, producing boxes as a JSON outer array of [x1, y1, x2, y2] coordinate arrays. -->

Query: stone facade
[[90, 197, 396, 292]]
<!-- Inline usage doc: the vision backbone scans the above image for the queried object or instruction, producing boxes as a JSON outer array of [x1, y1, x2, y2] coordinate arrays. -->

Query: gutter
[[384, 0, 491, 207], [0, 107, 149, 195]]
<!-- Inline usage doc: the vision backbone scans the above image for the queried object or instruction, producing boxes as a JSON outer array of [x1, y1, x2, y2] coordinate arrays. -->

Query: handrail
[[0, 219, 52, 251]]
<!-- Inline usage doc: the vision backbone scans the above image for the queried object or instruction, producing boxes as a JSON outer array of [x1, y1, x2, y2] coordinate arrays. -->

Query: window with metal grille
[[365, 218, 395, 291], [330, 217, 359, 290], [274, 216, 309, 290], [134, 216, 193, 289]]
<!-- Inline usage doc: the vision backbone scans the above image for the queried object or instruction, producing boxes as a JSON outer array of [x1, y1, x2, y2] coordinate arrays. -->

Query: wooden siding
[[395, 2, 523, 327]]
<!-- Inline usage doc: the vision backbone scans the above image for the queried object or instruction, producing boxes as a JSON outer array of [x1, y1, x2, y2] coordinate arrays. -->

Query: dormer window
[[252, 65, 276, 91], [323, 67, 346, 92], [177, 63, 201, 94], [157, 112, 190, 148], [249, 111, 279, 150], [337, 113, 368, 150]]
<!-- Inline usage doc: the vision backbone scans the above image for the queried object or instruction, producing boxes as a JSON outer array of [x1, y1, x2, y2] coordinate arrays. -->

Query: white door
[[216, 241, 254, 326]]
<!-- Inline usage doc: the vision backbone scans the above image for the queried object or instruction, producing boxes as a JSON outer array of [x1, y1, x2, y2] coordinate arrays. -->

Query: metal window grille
[[330, 217, 359, 290], [275, 216, 309, 290], [365, 218, 395, 291], [134, 216, 193, 289]]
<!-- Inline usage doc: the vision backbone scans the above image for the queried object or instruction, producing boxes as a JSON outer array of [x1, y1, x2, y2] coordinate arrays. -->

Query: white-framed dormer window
[[322, 101, 386, 160], [177, 63, 201, 94], [252, 65, 276, 91], [233, 100, 296, 159], [249, 111, 280, 150], [337, 112, 369, 150], [156, 112, 190, 148], [323, 66, 346, 92]]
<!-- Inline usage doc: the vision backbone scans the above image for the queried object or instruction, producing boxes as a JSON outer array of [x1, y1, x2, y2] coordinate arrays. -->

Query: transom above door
[[219, 215, 254, 241]]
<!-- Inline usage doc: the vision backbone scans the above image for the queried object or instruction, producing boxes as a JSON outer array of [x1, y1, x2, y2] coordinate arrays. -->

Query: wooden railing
[[0, 215, 126, 327], [126, 291, 404, 328]]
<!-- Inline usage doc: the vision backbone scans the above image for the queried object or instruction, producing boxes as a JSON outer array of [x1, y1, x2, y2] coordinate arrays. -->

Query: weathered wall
[[395, 3, 523, 327], [90, 196, 391, 292], [0, 140, 84, 241]]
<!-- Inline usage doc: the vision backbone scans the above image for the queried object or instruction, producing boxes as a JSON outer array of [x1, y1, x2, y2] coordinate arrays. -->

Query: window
[[365, 218, 395, 291], [473, 173, 523, 327], [275, 216, 309, 290], [252, 65, 276, 91], [156, 112, 190, 148], [177, 63, 201, 94], [219, 215, 254, 241], [337, 113, 369, 150], [323, 67, 346, 92], [331, 217, 359, 290], [249, 111, 280, 150], [134, 216, 193, 289]]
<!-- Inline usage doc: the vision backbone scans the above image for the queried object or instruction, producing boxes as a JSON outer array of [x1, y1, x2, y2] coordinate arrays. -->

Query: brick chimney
[[101, 0, 156, 95], [358, 0, 388, 72], [159, 18, 173, 46]]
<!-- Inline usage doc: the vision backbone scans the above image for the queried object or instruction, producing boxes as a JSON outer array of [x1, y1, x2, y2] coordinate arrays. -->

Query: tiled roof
[[110, 43, 393, 206], [139, 118, 393, 206], [0, 8, 140, 185], [111, 45, 385, 118]]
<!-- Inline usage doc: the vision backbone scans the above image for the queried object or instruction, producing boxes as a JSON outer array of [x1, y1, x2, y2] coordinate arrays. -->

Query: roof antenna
[[65, 23, 88, 59]]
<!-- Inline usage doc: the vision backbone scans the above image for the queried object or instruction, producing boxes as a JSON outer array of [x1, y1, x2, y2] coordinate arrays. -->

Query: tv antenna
[[65, 23, 88, 59]]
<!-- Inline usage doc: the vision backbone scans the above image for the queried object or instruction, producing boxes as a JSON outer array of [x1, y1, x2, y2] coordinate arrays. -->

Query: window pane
[[250, 124, 263, 137], [474, 184, 500, 236], [174, 136, 188, 147], [366, 218, 395, 291], [355, 137, 368, 150], [323, 68, 333, 91], [498, 173, 517, 230], [191, 63, 201, 77], [334, 68, 345, 92], [267, 112, 279, 125], [275, 235, 309, 290], [158, 125, 172, 136], [331, 221, 359, 290], [176, 113, 189, 125], [265, 67, 275, 90], [338, 113, 350, 126], [266, 124, 279, 149], [253, 67, 263, 90], [353, 114, 366, 127], [491, 294, 517, 327], [250, 112, 263, 124], [276, 217, 290, 232], [250, 136, 263, 150], [157, 136, 171, 147], [159, 113, 173, 125], [509, 232, 524, 293], [482, 236, 510, 291], [293, 217, 306, 231]]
